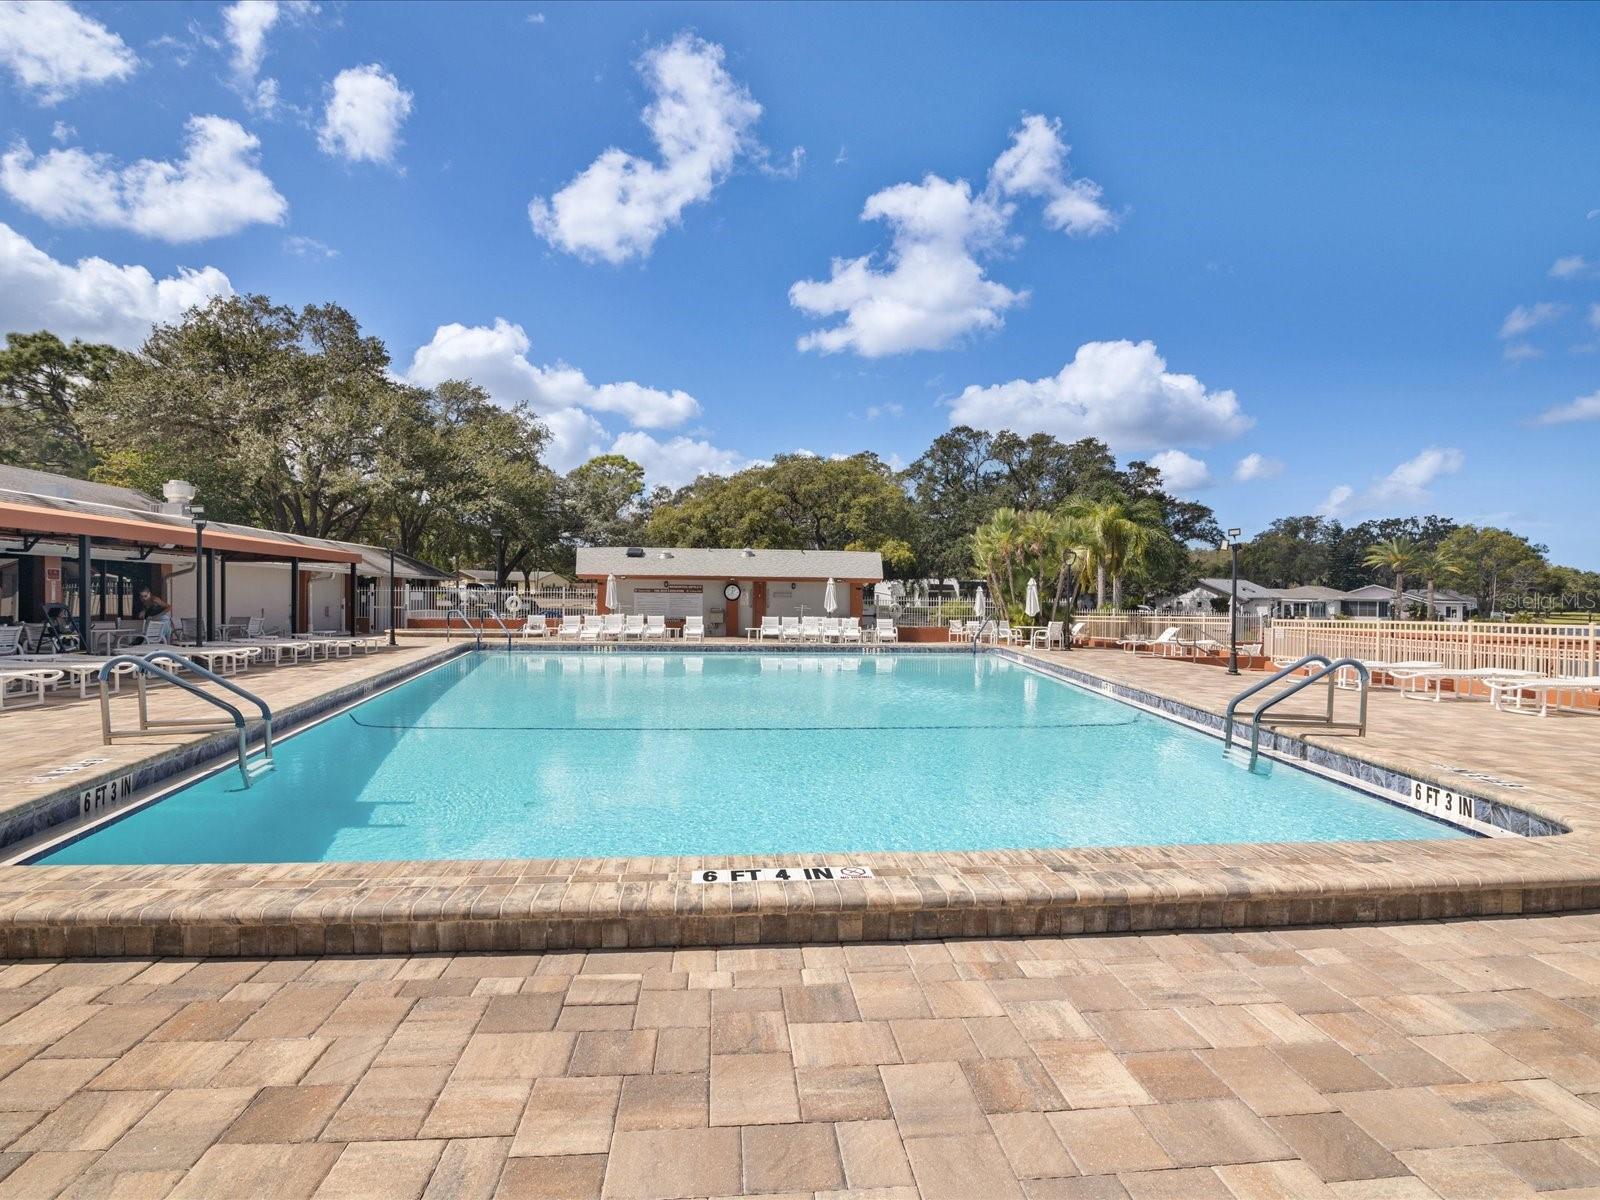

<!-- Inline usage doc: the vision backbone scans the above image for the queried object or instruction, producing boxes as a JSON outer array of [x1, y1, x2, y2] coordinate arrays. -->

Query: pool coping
[[1, 644, 1597, 959]]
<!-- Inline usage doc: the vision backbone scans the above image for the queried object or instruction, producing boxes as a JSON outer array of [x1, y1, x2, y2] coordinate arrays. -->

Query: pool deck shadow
[[0, 642, 1597, 958]]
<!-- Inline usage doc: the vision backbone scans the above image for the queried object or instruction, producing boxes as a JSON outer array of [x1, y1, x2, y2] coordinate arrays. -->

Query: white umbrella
[[605, 573, 619, 613], [823, 577, 839, 614], [1024, 577, 1041, 619], [873, 582, 893, 608], [973, 585, 986, 619]]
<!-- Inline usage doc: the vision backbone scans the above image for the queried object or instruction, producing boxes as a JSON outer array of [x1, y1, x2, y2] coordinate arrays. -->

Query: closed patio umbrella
[[1024, 577, 1040, 619], [973, 585, 986, 619], [605, 573, 619, 613], [824, 577, 838, 614]]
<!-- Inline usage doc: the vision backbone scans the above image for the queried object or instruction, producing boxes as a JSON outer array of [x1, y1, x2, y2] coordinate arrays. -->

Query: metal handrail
[[478, 610, 513, 651], [97, 651, 274, 787], [971, 616, 995, 654], [1246, 658, 1369, 769], [444, 607, 482, 650], [1223, 655, 1330, 751]]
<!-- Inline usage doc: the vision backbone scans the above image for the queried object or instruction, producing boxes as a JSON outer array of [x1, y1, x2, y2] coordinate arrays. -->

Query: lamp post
[[1062, 548, 1078, 651], [1227, 527, 1242, 675], [387, 544, 397, 647], [492, 527, 506, 590], [191, 506, 207, 646]]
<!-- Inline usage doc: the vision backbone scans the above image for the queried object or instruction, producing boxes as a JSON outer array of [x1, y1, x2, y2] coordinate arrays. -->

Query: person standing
[[137, 585, 174, 643]]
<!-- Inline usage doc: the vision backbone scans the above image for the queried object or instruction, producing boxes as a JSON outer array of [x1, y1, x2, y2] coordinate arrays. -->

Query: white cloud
[[1499, 302, 1565, 339], [1535, 390, 1600, 425], [864, 402, 903, 421], [0, 0, 137, 104], [948, 339, 1249, 451], [49, 120, 74, 142], [1233, 452, 1283, 482], [404, 319, 706, 470], [610, 431, 744, 490], [1148, 449, 1210, 492], [987, 113, 1116, 235], [1319, 446, 1464, 517], [529, 33, 762, 264], [0, 220, 232, 348], [318, 64, 413, 165], [0, 115, 288, 242], [221, 0, 312, 111], [1590, 303, 1600, 330], [791, 113, 1114, 357], [1549, 254, 1594, 280], [1502, 341, 1543, 363], [283, 234, 336, 259]]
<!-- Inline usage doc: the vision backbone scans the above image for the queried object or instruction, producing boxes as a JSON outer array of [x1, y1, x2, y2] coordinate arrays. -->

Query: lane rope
[[347, 716, 1141, 732]]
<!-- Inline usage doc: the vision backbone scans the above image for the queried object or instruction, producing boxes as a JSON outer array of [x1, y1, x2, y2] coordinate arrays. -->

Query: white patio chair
[[682, 615, 705, 643], [0, 626, 22, 657], [995, 621, 1017, 645], [757, 615, 782, 641], [602, 613, 625, 640], [822, 617, 843, 641], [948, 619, 967, 643], [1031, 620, 1065, 650], [1133, 628, 1183, 657], [578, 615, 604, 642], [1388, 664, 1526, 702], [622, 614, 646, 640], [779, 617, 803, 642], [560, 614, 583, 639], [875, 620, 898, 644], [643, 614, 667, 640], [522, 613, 551, 639], [839, 617, 863, 643], [800, 616, 823, 642]]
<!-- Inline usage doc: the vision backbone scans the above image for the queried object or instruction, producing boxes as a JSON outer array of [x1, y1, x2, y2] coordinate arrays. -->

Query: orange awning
[[0, 501, 361, 564]]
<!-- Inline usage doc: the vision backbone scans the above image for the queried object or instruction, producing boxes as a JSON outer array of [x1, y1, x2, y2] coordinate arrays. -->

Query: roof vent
[[625, 546, 645, 557], [658, 551, 674, 559], [741, 547, 756, 557], [161, 479, 196, 515]]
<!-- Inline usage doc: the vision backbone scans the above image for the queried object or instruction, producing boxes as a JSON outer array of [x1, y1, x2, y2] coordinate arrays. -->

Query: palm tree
[[1418, 543, 1463, 620], [1084, 500, 1157, 610], [1047, 502, 1096, 634], [972, 507, 1023, 616], [1363, 536, 1421, 619]]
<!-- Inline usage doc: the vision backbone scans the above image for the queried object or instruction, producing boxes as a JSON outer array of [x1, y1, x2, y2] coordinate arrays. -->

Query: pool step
[[241, 755, 276, 786]]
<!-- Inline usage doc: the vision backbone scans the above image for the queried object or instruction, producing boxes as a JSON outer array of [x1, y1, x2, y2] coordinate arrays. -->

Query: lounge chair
[[293, 632, 357, 660], [874, 620, 898, 644], [1138, 628, 1184, 657], [796, 616, 820, 642], [522, 613, 552, 639], [622, 614, 647, 640], [1490, 674, 1600, 717], [948, 619, 967, 643], [0, 626, 22, 657], [559, 614, 583, 639], [1032, 620, 1065, 650], [839, 617, 863, 644], [779, 617, 803, 642], [227, 637, 312, 666], [757, 616, 782, 641], [578, 615, 604, 642], [0, 666, 64, 709], [643, 615, 667, 641], [12, 654, 143, 697], [122, 619, 170, 647], [682, 615, 705, 642], [1117, 626, 1170, 653], [820, 617, 842, 642], [602, 613, 625, 641], [994, 621, 1019, 646]]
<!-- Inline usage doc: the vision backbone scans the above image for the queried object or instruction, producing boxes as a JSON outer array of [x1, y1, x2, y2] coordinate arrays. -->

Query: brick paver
[[1, 917, 1600, 1194]]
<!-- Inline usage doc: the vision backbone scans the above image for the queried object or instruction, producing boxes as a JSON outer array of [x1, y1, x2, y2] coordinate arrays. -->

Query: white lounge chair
[[559, 615, 583, 639], [820, 617, 842, 642], [874, 620, 898, 644], [682, 615, 705, 642], [1490, 674, 1600, 717], [796, 616, 820, 642], [757, 616, 782, 641], [839, 617, 863, 644], [602, 613, 625, 641], [122, 619, 169, 647], [227, 638, 312, 666], [779, 617, 803, 642], [0, 626, 23, 657], [1376, 663, 1516, 700], [994, 621, 1019, 646], [522, 613, 551, 639], [578, 615, 604, 642], [13, 655, 143, 697], [948, 619, 967, 644], [1138, 628, 1184, 657], [0, 666, 64, 709], [621, 614, 646, 640], [643, 614, 667, 640]]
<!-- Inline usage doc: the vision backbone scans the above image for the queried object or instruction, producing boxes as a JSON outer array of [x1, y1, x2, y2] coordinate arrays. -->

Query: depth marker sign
[[691, 866, 874, 883]]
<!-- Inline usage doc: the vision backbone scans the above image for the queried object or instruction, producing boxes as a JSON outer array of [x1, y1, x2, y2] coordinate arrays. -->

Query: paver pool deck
[[6, 914, 1600, 1197], [0, 640, 1596, 956]]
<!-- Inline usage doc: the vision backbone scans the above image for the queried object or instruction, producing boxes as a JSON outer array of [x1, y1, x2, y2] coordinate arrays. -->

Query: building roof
[[1194, 577, 1277, 601], [576, 546, 884, 581], [1274, 585, 1349, 601], [0, 464, 159, 512]]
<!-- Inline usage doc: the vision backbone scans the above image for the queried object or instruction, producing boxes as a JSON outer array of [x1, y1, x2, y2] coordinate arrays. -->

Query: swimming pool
[[35, 651, 1467, 864]]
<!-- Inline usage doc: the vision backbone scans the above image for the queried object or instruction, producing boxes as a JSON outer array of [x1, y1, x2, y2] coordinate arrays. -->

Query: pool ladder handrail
[[97, 651, 275, 787], [971, 616, 995, 653], [444, 607, 482, 650], [1223, 654, 1371, 769], [480, 610, 514, 651]]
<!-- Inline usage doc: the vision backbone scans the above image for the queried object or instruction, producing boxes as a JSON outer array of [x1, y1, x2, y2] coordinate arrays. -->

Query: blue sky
[[1, 1, 1597, 564]]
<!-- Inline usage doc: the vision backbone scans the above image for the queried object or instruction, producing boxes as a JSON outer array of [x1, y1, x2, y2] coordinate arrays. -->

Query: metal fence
[[1267, 619, 1600, 676], [405, 584, 597, 620]]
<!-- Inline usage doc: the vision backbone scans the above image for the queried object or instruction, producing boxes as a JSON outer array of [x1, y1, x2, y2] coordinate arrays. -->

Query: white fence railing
[[405, 584, 597, 620], [1267, 619, 1600, 676], [1072, 613, 1265, 647]]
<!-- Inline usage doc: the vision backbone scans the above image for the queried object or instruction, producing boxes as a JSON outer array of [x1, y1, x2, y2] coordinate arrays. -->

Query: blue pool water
[[37, 652, 1466, 864]]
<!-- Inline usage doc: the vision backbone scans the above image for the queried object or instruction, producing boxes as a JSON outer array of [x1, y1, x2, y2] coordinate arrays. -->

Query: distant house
[[457, 568, 572, 590], [1159, 576, 1478, 621]]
